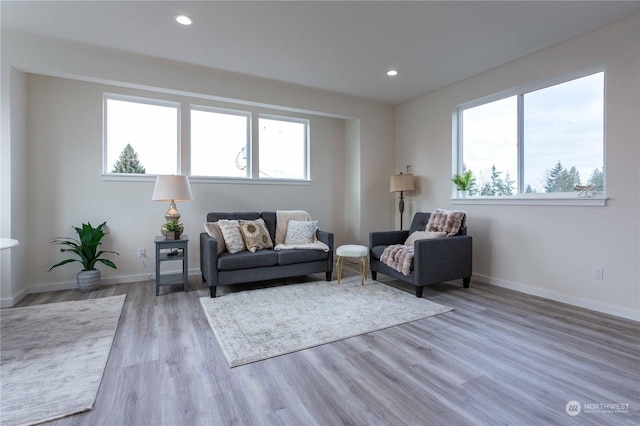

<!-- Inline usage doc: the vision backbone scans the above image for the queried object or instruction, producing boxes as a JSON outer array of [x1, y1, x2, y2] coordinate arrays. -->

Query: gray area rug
[[1, 295, 126, 426], [200, 278, 453, 367]]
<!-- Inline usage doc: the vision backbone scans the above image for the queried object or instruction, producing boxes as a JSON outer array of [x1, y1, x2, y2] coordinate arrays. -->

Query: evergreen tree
[[545, 161, 583, 192], [544, 161, 564, 192], [587, 168, 604, 191], [525, 184, 537, 193], [479, 165, 514, 196], [112, 144, 146, 174]]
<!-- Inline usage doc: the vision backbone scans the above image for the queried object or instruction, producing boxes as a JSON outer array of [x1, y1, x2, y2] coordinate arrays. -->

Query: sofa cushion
[[218, 220, 246, 254], [206, 212, 260, 223], [239, 218, 273, 252], [277, 249, 328, 266], [259, 211, 277, 243], [203, 222, 226, 254], [217, 250, 278, 271]]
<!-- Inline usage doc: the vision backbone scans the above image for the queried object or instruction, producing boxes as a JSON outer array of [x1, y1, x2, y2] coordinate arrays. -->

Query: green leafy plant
[[49, 222, 118, 271], [163, 220, 183, 232], [452, 170, 473, 191]]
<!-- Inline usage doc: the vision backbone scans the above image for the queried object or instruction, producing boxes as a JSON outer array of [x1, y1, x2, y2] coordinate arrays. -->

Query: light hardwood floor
[[12, 268, 640, 426]]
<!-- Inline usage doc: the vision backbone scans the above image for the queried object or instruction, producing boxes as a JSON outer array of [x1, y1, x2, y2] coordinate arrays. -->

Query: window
[[259, 115, 309, 180], [191, 107, 250, 178], [457, 71, 604, 198], [104, 95, 179, 175], [104, 93, 311, 182]]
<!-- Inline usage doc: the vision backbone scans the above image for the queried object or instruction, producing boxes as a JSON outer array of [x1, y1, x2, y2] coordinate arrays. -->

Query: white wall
[[1, 32, 395, 303], [396, 15, 640, 320]]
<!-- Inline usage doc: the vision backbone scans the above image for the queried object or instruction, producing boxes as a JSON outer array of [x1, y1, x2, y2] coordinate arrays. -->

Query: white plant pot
[[459, 190, 469, 198], [77, 269, 101, 292]]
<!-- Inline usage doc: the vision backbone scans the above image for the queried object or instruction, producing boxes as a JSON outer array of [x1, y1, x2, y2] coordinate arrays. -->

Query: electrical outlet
[[593, 266, 603, 280], [138, 248, 146, 258]]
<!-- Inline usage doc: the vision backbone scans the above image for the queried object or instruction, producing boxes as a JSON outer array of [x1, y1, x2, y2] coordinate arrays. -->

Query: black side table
[[154, 235, 189, 296]]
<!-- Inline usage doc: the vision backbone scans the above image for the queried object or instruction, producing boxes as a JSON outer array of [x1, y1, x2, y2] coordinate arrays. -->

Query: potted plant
[[162, 219, 184, 240], [452, 170, 473, 198], [49, 221, 119, 292]]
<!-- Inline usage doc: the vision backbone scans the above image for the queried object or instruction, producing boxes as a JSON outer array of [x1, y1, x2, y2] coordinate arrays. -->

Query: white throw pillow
[[217, 220, 247, 254], [203, 222, 226, 254], [404, 230, 447, 247], [285, 220, 318, 245]]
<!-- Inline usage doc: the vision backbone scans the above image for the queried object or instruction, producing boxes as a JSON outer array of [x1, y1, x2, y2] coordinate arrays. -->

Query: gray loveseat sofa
[[200, 211, 334, 298], [369, 212, 472, 298]]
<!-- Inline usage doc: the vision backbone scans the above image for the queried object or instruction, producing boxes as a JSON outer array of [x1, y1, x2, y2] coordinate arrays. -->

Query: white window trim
[[453, 67, 606, 205], [452, 194, 607, 207]]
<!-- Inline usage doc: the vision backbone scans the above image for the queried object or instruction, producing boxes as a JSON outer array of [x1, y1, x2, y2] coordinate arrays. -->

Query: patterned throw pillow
[[217, 220, 246, 254], [238, 218, 273, 252], [203, 222, 226, 254], [285, 220, 318, 245], [404, 230, 447, 247]]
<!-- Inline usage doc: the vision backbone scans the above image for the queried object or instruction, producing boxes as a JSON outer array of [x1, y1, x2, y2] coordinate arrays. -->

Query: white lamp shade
[[390, 173, 415, 192], [152, 175, 193, 201]]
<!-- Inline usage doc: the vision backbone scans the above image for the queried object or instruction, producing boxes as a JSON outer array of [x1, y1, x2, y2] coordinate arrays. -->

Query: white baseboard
[[0, 287, 30, 308], [1, 268, 201, 307], [472, 273, 639, 322]]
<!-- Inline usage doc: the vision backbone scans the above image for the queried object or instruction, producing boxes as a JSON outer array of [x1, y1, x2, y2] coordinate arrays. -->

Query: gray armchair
[[369, 212, 472, 297]]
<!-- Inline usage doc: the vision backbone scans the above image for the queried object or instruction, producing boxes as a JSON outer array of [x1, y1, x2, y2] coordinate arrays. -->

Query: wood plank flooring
[[10, 268, 640, 426]]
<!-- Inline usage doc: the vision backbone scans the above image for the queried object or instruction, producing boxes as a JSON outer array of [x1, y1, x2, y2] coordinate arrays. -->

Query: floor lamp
[[390, 172, 415, 230]]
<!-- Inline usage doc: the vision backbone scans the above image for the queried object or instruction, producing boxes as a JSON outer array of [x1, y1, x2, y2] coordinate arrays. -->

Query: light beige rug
[[0, 295, 126, 426], [200, 277, 452, 367]]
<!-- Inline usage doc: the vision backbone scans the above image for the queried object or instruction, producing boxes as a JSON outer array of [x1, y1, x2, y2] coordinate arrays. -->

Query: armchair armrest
[[369, 230, 410, 248], [413, 235, 472, 284]]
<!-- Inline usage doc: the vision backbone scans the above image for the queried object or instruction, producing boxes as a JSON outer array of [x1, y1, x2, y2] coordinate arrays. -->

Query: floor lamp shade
[[152, 175, 193, 222], [390, 173, 415, 230]]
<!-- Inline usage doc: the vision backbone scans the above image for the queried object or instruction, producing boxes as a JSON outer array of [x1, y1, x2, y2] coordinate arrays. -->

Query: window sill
[[102, 174, 311, 185], [451, 195, 607, 206]]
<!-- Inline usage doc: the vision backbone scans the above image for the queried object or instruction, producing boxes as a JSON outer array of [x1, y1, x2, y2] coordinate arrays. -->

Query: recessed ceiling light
[[174, 14, 193, 26], [386, 69, 399, 77]]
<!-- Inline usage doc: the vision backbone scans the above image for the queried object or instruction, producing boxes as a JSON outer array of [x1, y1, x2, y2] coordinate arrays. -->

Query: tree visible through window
[[458, 71, 604, 197], [112, 144, 146, 174]]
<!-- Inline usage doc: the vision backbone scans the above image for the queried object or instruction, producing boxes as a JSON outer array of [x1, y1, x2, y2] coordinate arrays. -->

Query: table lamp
[[152, 175, 193, 235]]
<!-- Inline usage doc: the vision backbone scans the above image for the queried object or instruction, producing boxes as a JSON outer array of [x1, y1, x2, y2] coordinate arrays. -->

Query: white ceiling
[[2, 1, 639, 105]]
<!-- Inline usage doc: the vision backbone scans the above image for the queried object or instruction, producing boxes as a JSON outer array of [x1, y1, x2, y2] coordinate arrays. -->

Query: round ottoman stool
[[336, 244, 369, 286]]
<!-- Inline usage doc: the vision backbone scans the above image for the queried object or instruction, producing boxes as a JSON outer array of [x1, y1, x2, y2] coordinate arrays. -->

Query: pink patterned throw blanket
[[426, 209, 466, 236], [380, 210, 467, 276], [381, 245, 414, 276]]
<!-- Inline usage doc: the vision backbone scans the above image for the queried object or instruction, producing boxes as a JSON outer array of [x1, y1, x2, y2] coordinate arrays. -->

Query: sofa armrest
[[369, 230, 410, 248], [200, 232, 220, 286], [413, 235, 472, 283], [316, 229, 333, 248], [317, 229, 334, 272]]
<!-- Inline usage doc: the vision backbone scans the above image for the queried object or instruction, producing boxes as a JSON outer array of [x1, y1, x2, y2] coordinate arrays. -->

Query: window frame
[[453, 67, 607, 206], [103, 93, 181, 180], [102, 92, 312, 185], [257, 113, 310, 181], [189, 104, 252, 179]]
